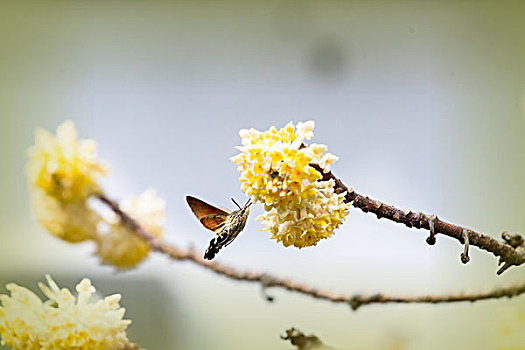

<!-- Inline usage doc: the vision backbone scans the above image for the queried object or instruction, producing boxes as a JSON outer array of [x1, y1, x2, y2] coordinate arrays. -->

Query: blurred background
[[1, 0, 524, 349]]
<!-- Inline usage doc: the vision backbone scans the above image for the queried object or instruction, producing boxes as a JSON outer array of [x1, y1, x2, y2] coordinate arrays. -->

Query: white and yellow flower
[[95, 189, 165, 268], [30, 187, 100, 242], [0, 275, 131, 350], [27, 120, 107, 242], [231, 121, 349, 248], [27, 120, 107, 202]]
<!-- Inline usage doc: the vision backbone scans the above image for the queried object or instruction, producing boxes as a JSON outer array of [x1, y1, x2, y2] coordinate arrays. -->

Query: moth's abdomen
[[204, 238, 220, 260], [204, 230, 232, 260], [203, 211, 248, 260]]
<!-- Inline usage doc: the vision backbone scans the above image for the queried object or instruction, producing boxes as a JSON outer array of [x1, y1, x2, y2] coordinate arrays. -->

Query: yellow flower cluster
[[26, 121, 165, 268], [30, 188, 101, 242], [27, 120, 107, 202], [26, 121, 106, 243], [231, 121, 349, 248], [96, 189, 165, 268], [0, 275, 131, 350]]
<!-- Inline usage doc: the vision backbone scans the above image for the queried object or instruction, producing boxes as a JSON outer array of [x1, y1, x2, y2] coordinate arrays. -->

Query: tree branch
[[94, 194, 525, 310], [310, 164, 525, 274], [347, 283, 525, 311]]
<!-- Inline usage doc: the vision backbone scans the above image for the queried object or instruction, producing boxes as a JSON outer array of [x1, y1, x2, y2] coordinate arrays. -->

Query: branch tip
[[260, 274, 275, 302]]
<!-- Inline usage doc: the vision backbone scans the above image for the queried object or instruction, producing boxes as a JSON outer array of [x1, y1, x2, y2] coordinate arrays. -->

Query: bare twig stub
[[281, 328, 331, 350], [310, 164, 525, 274], [461, 229, 470, 264], [95, 194, 525, 310]]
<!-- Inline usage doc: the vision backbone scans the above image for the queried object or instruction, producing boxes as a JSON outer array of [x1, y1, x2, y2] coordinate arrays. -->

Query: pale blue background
[[1, 1, 524, 349]]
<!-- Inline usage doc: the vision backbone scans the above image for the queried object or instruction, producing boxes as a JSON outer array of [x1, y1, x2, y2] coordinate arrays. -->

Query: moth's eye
[[271, 171, 279, 178]]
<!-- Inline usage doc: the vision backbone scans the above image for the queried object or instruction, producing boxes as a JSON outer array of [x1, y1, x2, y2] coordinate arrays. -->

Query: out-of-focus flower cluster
[[0, 275, 131, 350], [230, 121, 349, 248], [27, 121, 165, 268], [27, 121, 107, 243], [27, 120, 107, 202], [96, 189, 165, 268]]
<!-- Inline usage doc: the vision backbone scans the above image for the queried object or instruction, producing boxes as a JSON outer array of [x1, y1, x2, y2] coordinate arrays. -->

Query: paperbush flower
[[27, 120, 107, 242], [95, 189, 165, 268], [231, 121, 349, 248], [26, 121, 167, 269], [30, 188, 100, 242], [0, 275, 131, 350], [26, 120, 107, 202]]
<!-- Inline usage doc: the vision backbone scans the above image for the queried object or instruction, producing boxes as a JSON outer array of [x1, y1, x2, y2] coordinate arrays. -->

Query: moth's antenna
[[243, 198, 252, 208], [231, 198, 242, 210]]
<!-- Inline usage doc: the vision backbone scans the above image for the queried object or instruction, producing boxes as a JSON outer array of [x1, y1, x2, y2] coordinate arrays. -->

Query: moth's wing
[[186, 196, 231, 218], [200, 215, 228, 232], [186, 196, 231, 232]]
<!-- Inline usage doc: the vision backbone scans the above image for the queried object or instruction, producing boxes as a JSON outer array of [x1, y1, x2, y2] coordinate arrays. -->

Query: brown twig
[[95, 193, 525, 310], [281, 328, 331, 350], [310, 164, 525, 274], [347, 282, 525, 310]]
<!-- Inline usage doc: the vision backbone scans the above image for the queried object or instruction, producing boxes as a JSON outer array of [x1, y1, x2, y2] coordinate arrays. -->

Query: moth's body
[[204, 207, 249, 259], [186, 196, 251, 260]]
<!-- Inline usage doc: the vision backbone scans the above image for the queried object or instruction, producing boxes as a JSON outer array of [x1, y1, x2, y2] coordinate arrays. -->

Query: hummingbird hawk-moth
[[186, 195, 252, 260]]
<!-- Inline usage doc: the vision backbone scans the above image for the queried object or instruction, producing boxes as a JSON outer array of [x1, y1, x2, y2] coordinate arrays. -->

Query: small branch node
[[416, 212, 423, 228], [281, 328, 324, 349], [426, 214, 438, 245], [497, 243, 525, 275], [260, 274, 275, 302], [497, 261, 513, 275], [348, 296, 361, 311], [460, 229, 470, 264], [501, 232, 524, 248]]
